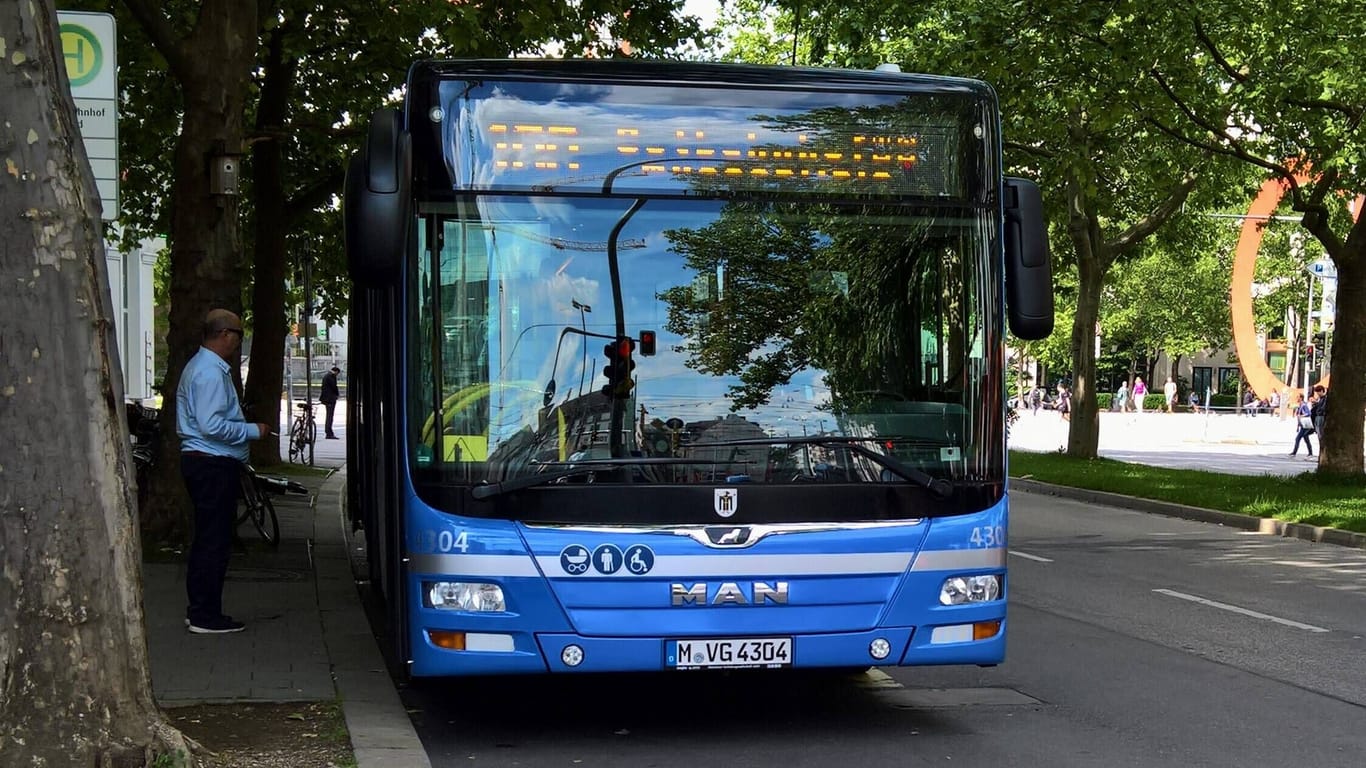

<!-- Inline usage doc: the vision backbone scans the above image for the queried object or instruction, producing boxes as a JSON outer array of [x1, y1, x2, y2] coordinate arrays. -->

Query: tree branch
[[119, 0, 192, 82], [1004, 140, 1055, 160], [1194, 14, 1358, 120], [1109, 171, 1199, 256], [1143, 115, 1289, 178], [283, 165, 347, 225], [1192, 18, 1246, 85], [1294, 170, 1346, 255], [1146, 67, 1298, 185]]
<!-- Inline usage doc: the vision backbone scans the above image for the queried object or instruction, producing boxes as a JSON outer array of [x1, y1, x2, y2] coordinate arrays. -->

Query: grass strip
[[1008, 450, 1366, 533]]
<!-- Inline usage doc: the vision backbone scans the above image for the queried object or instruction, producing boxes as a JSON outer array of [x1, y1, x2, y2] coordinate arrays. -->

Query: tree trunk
[[135, 0, 260, 543], [1063, 168, 1104, 458], [0, 2, 194, 763], [244, 29, 296, 467], [1068, 255, 1105, 457], [1320, 235, 1365, 476]]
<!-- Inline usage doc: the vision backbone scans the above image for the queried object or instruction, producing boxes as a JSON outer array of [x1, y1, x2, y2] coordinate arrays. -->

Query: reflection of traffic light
[[601, 338, 636, 399]]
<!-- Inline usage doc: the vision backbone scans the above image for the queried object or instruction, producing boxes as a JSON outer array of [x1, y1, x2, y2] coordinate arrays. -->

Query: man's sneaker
[[186, 613, 234, 627], [188, 616, 245, 634]]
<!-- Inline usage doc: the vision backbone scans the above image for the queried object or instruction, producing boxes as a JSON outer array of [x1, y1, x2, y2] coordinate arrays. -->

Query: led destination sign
[[441, 81, 975, 198]]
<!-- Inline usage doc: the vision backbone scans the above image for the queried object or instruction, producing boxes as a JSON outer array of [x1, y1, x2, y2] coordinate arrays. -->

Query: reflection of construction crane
[[496, 223, 645, 251]]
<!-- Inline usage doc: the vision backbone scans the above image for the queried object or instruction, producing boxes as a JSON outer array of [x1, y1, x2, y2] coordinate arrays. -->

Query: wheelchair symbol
[[624, 545, 655, 575], [559, 545, 591, 575]]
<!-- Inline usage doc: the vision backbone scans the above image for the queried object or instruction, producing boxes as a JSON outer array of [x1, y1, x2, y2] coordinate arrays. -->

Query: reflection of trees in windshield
[[659, 200, 966, 414]]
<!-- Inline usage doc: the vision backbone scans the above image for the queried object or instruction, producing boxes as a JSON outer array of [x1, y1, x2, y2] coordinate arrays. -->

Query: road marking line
[[1152, 589, 1329, 633], [1009, 550, 1053, 563]]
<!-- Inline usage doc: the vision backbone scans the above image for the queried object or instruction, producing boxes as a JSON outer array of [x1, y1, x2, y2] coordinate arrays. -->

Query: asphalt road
[[398, 490, 1366, 767]]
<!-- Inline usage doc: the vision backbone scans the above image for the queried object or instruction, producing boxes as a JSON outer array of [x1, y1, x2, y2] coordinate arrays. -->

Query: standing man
[[320, 365, 341, 439], [1163, 376, 1178, 413], [177, 309, 270, 634]]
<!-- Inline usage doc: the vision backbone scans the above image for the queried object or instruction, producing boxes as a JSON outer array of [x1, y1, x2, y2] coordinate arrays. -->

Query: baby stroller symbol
[[560, 545, 591, 575]]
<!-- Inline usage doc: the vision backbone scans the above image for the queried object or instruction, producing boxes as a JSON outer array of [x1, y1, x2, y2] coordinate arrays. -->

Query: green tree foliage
[[74, 0, 704, 538], [1142, 1, 1366, 475], [721, 0, 1258, 458]]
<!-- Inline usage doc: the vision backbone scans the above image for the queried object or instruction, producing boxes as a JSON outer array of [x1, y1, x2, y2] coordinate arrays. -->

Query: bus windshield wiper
[[471, 457, 727, 500], [694, 436, 954, 499]]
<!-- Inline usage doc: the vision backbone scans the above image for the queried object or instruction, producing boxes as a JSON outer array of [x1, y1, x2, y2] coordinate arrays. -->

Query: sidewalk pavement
[[144, 465, 431, 768]]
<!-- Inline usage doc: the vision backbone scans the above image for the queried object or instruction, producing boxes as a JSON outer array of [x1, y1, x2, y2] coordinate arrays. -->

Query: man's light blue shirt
[[177, 346, 260, 462]]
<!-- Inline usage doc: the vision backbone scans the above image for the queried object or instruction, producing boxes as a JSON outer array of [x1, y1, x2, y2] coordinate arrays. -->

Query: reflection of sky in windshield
[[470, 196, 833, 439]]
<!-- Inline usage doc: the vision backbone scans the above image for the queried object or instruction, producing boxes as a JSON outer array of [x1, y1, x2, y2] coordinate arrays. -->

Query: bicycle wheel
[[288, 419, 308, 463], [236, 472, 281, 548], [295, 430, 313, 465], [236, 471, 257, 529], [251, 492, 280, 547]]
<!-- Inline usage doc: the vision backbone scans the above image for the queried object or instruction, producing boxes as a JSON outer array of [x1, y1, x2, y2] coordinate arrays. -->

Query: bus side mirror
[[345, 108, 412, 287], [1003, 177, 1054, 340]]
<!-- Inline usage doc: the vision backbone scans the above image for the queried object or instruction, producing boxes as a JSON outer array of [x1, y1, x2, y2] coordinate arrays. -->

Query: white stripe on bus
[[408, 553, 541, 576], [408, 548, 1005, 578], [534, 552, 914, 577], [908, 548, 1006, 571]]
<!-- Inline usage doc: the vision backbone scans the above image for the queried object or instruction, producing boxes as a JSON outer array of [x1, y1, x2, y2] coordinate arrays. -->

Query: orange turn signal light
[[973, 621, 1001, 641], [427, 630, 466, 650]]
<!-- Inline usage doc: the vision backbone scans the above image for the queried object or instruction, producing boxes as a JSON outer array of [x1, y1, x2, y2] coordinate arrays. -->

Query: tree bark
[[1068, 251, 1105, 458], [1319, 230, 1365, 475], [1063, 165, 1103, 458], [244, 27, 296, 467], [126, 0, 261, 542], [0, 2, 194, 763]]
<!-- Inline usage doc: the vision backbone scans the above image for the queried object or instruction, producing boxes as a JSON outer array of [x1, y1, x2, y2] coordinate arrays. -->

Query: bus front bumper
[[409, 621, 1005, 676]]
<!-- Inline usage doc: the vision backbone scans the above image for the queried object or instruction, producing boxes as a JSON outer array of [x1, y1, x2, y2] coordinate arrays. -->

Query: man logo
[[671, 582, 789, 606], [714, 488, 738, 518]]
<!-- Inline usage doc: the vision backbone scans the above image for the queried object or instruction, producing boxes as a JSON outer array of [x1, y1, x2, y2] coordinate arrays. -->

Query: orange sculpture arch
[[1231, 174, 1362, 400]]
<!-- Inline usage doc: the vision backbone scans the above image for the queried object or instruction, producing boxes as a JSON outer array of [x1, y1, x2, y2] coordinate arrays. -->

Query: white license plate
[[668, 637, 793, 669]]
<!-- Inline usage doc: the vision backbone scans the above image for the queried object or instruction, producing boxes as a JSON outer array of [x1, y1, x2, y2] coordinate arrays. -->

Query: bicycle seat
[[297, 402, 313, 409]]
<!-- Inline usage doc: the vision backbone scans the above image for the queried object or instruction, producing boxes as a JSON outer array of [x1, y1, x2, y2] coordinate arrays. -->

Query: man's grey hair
[[202, 309, 238, 340]]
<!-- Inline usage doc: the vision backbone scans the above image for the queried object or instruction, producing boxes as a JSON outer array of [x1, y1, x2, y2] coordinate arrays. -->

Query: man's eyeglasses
[[222, 327, 244, 337]]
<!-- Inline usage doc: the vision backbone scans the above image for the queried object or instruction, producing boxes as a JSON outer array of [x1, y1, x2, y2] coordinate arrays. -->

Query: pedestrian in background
[[1163, 376, 1177, 413], [321, 365, 341, 439], [1132, 377, 1147, 413], [177, 309, 270, 634], [1288, 392, 1316, 458], [1056, 382, 1072, 422], [1311, 384, 1327, 440], [1115, 380, 1129, 413]]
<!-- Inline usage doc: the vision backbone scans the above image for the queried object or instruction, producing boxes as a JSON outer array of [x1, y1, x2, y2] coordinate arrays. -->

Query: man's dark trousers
[[181, 453, 239, 624], [323, 400, 336, 437]]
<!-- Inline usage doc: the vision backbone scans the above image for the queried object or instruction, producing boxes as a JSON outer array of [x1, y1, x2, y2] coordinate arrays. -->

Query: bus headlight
[[426, 581, 506, 612], [939, 575, 1001, 605]]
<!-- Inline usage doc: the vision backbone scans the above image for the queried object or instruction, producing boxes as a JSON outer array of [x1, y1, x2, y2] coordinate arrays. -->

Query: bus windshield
[[406, 77, 1004, 496]]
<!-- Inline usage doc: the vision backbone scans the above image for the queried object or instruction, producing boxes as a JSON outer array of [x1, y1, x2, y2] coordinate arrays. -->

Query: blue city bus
[[344, 59, 1053, 677]]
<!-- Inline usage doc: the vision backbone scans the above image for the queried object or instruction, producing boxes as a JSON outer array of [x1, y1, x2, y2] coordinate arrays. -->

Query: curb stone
[[314, 469, 434, 768], [1010, 477, 1366, 550]]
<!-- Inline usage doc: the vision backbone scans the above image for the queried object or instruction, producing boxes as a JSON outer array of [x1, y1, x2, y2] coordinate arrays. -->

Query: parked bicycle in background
[[288, 401, 316, 465]]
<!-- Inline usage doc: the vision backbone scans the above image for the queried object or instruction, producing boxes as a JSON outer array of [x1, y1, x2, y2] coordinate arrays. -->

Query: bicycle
[[235, 464, 307, 547], [237, 464, 281, 547], [288, 401, 316, 464]]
